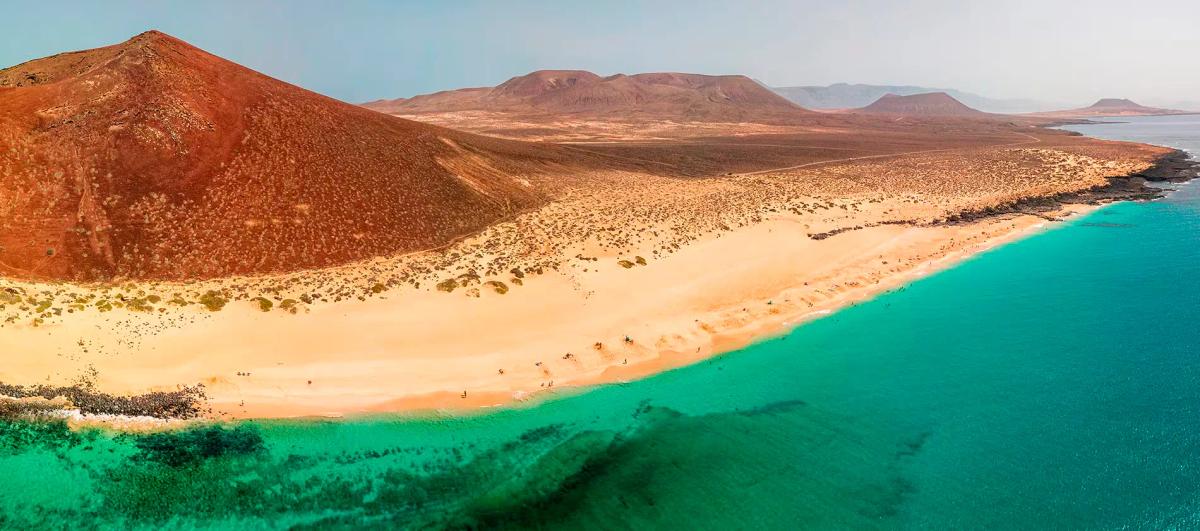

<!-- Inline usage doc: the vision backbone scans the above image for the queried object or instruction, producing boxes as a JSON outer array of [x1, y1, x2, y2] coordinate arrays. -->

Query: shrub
[[125, 297, 154, 312], [252, 297, 273, 312], [199, 291, 227, 312], [0, 291, 20, 305]]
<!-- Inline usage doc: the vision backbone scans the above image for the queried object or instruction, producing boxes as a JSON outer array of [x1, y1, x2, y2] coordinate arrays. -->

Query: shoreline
[[350, 202, 1107, 419], [1, 148, 1192, 426], [0, 203, 1110, 424]]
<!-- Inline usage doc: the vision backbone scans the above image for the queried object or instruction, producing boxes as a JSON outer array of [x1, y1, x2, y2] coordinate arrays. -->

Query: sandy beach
[[0, 199, 1104, 419]]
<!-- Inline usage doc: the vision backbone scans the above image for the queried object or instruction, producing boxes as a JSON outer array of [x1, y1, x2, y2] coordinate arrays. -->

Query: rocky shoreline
[[0, 380, 207, 420], [1137, 149, 1200, 182], [807, 150, 1197, 241], [945, 149, 1199, 224]]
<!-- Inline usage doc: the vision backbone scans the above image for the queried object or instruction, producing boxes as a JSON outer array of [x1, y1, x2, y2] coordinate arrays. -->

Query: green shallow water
[[3, 116, 1200, 529]]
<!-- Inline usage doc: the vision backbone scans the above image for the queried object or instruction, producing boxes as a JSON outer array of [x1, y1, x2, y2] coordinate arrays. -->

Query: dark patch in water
[[0, 418, 91, 456], [853, 475, 918, 519], [741, 399, 809, 416], [130, 425, 265, 467], [847, 431, 931, 520], [517, 423, 566, 445], [1, 401, 915, 529], [896, 430, 933, 459]]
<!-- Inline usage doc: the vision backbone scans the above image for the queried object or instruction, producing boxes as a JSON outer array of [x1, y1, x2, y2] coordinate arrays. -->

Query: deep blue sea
[[1, 115, 1198, 529]]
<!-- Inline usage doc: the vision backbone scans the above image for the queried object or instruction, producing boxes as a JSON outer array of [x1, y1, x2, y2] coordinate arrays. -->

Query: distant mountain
[[364, 70, 812, 123], [1144, 99, 1200, 113], [1031, 98, 1194, 118], [856, 92, 990, 118], [770, 83, 1059, 113], [0, 31, 583, 281]]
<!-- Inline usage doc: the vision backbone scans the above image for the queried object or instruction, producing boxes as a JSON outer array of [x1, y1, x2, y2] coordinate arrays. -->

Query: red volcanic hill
[[363, 70, 811, 123], [856, 92, 990, 118], [0, 31, 585, 281], [1032, 98, 1190, 118]]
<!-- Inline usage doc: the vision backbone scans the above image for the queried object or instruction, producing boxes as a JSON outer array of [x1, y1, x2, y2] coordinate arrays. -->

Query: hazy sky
[[3, 0, 1198, 106]]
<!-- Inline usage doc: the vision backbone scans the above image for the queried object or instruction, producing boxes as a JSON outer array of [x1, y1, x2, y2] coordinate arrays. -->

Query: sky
[[2, 0, 1198, 107]]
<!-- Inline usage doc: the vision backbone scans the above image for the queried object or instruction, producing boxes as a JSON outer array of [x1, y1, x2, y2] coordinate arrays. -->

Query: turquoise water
[[2, 116, 1198, 529]]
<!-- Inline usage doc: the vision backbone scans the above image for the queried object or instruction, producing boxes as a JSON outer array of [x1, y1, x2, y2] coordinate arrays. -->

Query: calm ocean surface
[[2, 115, 1198, 529]]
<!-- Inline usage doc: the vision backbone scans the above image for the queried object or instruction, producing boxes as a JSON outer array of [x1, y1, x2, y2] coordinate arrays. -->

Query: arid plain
[[0, 32, 1183, 421]]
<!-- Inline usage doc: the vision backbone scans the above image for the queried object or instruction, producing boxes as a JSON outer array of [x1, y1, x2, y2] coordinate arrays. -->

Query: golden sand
[[0, 202, 1099, 419], [0, 130, 1166, 420]]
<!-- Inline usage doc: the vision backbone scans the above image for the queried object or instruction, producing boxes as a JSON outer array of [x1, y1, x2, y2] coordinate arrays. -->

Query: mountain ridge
[[363, 69, 812, 123]]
